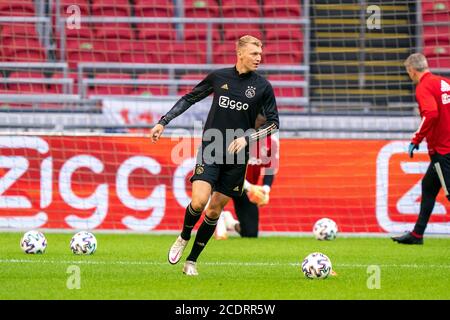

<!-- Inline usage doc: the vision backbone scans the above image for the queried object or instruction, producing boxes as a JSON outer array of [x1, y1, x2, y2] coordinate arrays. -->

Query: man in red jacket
[[392, 53, 450, 245]]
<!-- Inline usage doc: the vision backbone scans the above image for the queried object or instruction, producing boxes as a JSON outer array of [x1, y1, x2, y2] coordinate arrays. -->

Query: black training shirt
[[158, 66, 279, 156]]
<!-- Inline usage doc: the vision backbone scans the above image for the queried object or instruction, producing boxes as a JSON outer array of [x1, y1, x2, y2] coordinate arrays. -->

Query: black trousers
[[414, 152, 450, 235], [423, 152, 450, 201], [232, 192, 259, 237]]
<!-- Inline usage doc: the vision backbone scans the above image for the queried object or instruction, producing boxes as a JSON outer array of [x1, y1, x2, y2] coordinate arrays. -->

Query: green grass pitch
[[1, 232, 449, 300]]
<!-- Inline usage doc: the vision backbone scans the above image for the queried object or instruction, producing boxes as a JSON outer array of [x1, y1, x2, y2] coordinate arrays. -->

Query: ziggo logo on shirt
[[218, 96, 249, 111]]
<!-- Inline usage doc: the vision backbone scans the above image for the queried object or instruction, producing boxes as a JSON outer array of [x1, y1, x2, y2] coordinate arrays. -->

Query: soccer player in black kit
[[149, 35, 279, 275]]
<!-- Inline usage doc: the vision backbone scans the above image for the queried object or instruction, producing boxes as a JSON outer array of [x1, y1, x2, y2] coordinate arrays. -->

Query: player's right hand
[[150, 124, 164, 143], [408, 142, 419, 158]]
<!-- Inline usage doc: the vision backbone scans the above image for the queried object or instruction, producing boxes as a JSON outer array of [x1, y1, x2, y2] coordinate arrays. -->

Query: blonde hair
[[404, 53, 429, 72], [236, 35, 262, 52]]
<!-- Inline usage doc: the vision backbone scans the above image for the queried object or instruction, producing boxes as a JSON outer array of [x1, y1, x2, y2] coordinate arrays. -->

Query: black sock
[[186, 215, 219, 262], [180, 203, 202, 241]]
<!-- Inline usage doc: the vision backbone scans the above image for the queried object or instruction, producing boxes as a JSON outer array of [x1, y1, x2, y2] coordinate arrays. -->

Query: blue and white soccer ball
[[70, 231, 97, 255], [20, 230, 47, 254], [301, 252, 332, 279], [313, 218, 338, 240]]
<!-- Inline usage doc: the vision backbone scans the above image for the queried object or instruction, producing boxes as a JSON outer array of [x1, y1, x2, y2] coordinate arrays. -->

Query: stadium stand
[[25, 0, 306, 108], [133, 73, 171, 96], [5, 0, 446, 116], [424, 45, 450, 69], [88, 72, 134, 96], [7, 71, 47, 94], [422, 0, 450, 69], [177, 73, 207, 95], [183, 0, 221, 42], [5, 0, 403, 115], [91, 0, 131, 17], [0, 0, 36, 16]]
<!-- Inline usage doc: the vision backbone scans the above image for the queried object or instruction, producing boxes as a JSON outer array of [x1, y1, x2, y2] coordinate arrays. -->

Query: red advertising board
[[0, 136, 448, 233]]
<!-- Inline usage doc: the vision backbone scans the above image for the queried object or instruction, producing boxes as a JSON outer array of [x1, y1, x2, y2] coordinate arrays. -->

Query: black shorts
[[190, 162, 248, 198]]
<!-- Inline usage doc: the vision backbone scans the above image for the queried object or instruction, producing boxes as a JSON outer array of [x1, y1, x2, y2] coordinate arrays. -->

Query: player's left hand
[[258, 185, 270, 207], [408, 142, 419, 158], [227, 137, 247, 154], [247, 185, 269, 207]]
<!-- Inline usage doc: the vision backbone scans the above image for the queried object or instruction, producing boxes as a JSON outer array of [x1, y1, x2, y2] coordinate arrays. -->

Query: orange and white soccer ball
[[301, 252, 332, 279]]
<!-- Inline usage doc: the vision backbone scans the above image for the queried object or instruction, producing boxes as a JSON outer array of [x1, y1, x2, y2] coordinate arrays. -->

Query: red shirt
[[246, 136, 279, 184], [412, 72, 450, 155]]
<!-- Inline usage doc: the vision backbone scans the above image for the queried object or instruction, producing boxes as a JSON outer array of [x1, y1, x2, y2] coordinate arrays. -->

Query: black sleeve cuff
[[158, 117, 168, 126]]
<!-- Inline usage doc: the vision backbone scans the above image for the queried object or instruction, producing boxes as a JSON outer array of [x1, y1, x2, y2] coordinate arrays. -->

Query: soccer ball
[[20, 230, 47, 254], [70, 231, 97, 255], [301, 252, 332, 279], [313, 218, 338, 240]]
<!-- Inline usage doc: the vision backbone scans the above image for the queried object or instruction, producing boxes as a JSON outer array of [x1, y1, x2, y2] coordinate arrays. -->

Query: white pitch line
[[1, 259, 450, 269]]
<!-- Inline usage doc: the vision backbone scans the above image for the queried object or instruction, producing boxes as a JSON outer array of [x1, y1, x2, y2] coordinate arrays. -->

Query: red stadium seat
[[0, 23, 42, 61], [221, 0, 263, 41], [184, 26, 221, 42], [49, 72, 79, 95], [119, 40, 171, 64], [55, 29, 95, 63], [265, 24, 303, 42], [91, 0, 131, 16], [53, 0, 90, 41], [222, 0, 261, 17], [264, 42, 303, 65], [94, 23, 134, 40], [263, 0, 302, 17], [59, 24, 129, 63], [89, 73, 134, 96], [177, 73, 207, 95], [223, 25, 264, 41], [134, 0, 176, 40], [2, 38, 46, 62], [267, 74, 304, 98], [136, 23, 177, 41], [66, 38, 108, 68], [184, 0, 221, 41], [0, 0, 35, 16], [134, 0, 174, 18], [423, 25, 450, 46], [166, 41, 208, 64], [7, 71, 47, 94], [422, 0, 450, 23], [422, 1, 450, 14], [59, 0, 90, 15], [185, 0, 219, 17], [133, 73, 170, 96], [1, 23, 38, 40], [421, 0, 450, 51], [213, 42, 237, 64], [63, 27, 94, 41], [424, 45, 450, 69]]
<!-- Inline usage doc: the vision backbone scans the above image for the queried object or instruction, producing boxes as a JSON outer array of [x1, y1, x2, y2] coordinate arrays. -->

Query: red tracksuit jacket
[[412, 72, 450, 155], [246, 136, 279, 184]]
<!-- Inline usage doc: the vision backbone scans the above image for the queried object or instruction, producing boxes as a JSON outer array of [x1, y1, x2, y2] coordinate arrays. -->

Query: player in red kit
[[392, 53, 450, 245], [215, 113, 279, 239]]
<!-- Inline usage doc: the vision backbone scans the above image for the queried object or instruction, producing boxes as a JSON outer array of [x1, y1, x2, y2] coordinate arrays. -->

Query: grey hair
[[404, 53, 429, 72]]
